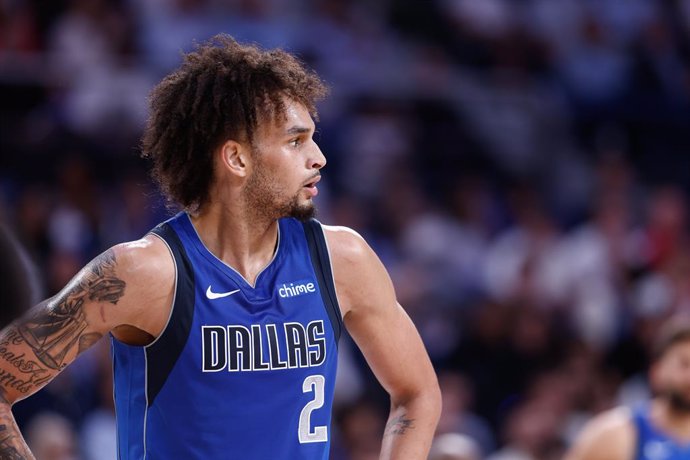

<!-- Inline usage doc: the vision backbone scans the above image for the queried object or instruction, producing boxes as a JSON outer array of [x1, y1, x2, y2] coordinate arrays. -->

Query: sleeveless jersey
[[111, 212, 342, 459], [633, 405, 690, 460]]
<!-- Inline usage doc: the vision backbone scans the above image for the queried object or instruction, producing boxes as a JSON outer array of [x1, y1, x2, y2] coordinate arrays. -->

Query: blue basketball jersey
[[633, 405, 690, 460], [111, 212, 342, 459]]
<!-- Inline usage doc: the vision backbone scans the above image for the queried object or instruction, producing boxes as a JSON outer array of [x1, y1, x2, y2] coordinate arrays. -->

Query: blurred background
[[1, 0, 690, 459]]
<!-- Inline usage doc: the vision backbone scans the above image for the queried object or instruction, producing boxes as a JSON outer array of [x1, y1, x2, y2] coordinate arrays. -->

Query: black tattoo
[[385, 414, 415, 436], [85, 251, 127, 303], [78, 332, 103, 353], [0, 330, 52, 393], [0, 425, 25, 460], [14, 250, 125, 370]]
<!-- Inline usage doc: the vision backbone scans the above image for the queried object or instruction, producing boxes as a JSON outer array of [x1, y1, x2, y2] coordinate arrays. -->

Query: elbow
[[392, 377, 442, 424], [427, 379, 443, 424]]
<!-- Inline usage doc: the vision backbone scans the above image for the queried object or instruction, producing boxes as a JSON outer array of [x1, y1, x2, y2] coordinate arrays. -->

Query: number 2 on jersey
[[298, 374, 328, 443]]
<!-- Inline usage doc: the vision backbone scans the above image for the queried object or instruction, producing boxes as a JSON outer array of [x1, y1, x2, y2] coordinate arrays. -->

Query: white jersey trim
[[183, 212, 281, 289], [317, 223, 344, 320]]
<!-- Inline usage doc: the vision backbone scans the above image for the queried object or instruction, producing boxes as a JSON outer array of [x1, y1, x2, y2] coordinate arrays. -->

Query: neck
[[190, 201, 279, 286], [651, 398, 690, 440]]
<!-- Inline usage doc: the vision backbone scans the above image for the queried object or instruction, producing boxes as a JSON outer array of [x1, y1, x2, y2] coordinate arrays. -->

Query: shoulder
[[320, 224, 370, 264], [320, 224, 386, 279], [101, 234, 176, 336], [110, 233, 175, 287], [320, 224, 395, 317], [566, 407, 636, 460], [582, 407, 635, 441]]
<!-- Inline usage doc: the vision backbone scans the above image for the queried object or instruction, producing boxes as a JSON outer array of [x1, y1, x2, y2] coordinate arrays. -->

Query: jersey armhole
[[143, 222, 196, 405], [108, 231, 178, 349], [302, 219, 343, 345], [143, 231, 178, 348]]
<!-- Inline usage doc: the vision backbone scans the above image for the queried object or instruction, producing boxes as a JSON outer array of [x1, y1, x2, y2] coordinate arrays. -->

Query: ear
[[219, 140, 251, 177]]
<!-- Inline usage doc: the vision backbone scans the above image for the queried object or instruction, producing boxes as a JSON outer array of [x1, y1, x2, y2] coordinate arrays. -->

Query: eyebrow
[[285, 126, 312, 135]]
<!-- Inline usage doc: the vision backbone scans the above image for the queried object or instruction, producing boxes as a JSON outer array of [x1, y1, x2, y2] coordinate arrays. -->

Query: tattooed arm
[[325, 226, 441, 460], [0, 237, 174, 458]]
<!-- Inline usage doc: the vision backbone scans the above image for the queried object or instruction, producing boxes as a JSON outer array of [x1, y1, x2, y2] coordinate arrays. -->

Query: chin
[[288, 203, 317, 222], [666, 392, 690, 413]]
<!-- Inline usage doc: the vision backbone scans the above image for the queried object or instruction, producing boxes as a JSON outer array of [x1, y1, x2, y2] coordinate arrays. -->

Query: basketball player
[[0, 35, 441, 459], [565, 316, 690, 460]]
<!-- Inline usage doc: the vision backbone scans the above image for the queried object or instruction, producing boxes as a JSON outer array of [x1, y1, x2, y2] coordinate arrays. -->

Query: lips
[[303, 175, 321, 197], [304, 175, 321, 188]]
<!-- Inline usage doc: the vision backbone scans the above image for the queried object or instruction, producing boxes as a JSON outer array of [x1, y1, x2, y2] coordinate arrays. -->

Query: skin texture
[[565, 340, 690, 460], [0, 97, 440, 459], [324, 224, 441, 458], [564, 407, 635, 460]]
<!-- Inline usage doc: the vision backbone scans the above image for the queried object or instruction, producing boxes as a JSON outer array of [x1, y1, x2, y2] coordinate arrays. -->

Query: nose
[[310, 142, 326, 170]]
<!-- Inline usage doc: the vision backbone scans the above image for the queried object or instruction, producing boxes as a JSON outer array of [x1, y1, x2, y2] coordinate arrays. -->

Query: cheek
[[265, 160, 298, 187], [658, 364, 690, 389], [651, 365, 672, 389], [681, 366, 690, 385]]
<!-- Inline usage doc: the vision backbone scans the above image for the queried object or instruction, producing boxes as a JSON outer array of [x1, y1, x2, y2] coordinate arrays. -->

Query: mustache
[[303, 174, 321, 186]]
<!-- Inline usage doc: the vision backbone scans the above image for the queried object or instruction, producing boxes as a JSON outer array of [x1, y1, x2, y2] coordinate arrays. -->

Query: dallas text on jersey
[[201, 320, 327, 372]]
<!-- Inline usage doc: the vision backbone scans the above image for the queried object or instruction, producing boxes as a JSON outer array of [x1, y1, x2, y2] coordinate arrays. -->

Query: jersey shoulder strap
[[146, 221, 195, 405], [302, 218, 343, 344], [632, 404, 654, 459]]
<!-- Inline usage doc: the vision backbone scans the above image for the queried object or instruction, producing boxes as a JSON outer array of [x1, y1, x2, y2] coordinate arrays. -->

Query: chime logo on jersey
[[278, 280, 316, 298], [201, 320, 327, 372]]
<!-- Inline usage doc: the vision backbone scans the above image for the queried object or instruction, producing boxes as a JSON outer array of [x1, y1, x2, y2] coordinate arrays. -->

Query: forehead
[[259, 98, 314, 137], [660, 339, 690, 361], [283, 99, 314, 126]]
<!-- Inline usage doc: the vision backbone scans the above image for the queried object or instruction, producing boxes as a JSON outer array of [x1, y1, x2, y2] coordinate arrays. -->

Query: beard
[[275, 194, 317, 222], [243, 164, 316, 222], [663, 389, 690, 414]]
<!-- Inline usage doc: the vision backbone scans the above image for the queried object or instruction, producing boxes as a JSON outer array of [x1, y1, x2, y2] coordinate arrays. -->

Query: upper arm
[[0, 235, 174, 404], [323, 225, 439, 405], [565, 408, 635, 460]]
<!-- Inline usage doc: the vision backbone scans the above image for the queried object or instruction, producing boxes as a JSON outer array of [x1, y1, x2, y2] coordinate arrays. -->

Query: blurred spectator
[[483, 184, 561, 308], [566, 315, 690, 460], [436, 370, 495, 455], [80, 342, 116, 460], [641, 186, 688, 270], [487, 396, 566, 460], [48, 0, 152, 137], [334, 398, 386, 460], [429, 433, 482, 460], [556, 11, 632, 110], [24, 412, 78, 460]]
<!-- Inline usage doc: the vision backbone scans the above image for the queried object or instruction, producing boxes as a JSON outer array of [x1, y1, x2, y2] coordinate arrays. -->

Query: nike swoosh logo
[[206, 286, 241, 300]]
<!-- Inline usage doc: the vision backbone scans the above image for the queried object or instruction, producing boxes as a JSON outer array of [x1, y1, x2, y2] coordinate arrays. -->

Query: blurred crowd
[[1, 0, 690, 459]]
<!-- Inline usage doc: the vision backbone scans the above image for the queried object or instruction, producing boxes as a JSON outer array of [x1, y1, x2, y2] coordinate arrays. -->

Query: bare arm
[[325, 226, 441, 460], [565, 408, 635, 460], [0, 237, 173, 458]]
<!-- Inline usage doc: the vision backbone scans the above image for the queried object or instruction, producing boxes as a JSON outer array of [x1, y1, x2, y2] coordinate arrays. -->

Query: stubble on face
[[242, 152, 316, 222], [655, 347, 690, 415], [666, 390, 690, 414]]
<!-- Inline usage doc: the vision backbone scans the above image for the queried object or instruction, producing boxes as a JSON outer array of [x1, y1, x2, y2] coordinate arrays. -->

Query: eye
[[289, 138, 301, 148]]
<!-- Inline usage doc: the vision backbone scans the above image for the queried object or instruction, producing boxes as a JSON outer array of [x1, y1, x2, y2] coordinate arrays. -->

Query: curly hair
[[141, 34, 328, 211]]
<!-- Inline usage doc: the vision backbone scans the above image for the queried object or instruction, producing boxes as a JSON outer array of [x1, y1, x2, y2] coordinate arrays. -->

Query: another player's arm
[[565, 408, 635, 460], [325, 226, 441, 460], [0, 237, 173, 459]]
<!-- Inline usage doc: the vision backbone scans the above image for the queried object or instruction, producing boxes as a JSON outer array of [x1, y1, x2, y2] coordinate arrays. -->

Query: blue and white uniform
[[112, 212, 342, 459], [633, 405, 690, 460]]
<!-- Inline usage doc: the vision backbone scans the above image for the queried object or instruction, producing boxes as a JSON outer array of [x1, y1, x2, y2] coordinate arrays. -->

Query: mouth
[[303, 175, 321, 197]]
